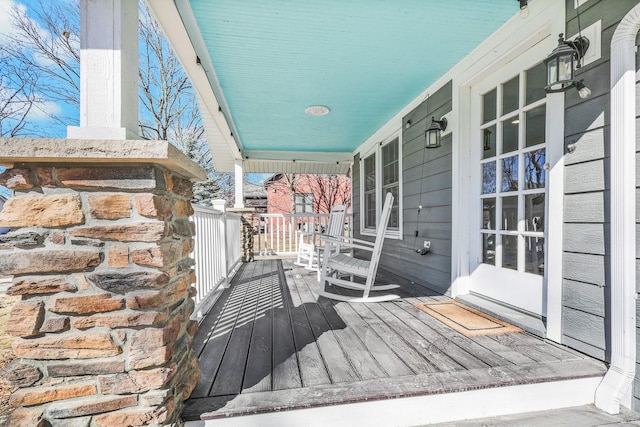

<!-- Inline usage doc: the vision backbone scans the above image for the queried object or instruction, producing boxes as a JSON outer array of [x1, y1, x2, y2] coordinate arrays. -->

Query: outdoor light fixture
[[543, 33, 590, 95], [517, 0, 529, 18], [425, 117, 447, 149], [576, 80, 591, 99]]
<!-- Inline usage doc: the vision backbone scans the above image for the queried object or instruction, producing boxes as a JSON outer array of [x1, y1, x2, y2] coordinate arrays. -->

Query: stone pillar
[[227, 208, 255, 262], [0, 139, 206, 426]]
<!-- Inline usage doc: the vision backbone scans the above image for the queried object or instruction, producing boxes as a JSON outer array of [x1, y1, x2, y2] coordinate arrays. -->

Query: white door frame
[[450, 0, 565, 341]]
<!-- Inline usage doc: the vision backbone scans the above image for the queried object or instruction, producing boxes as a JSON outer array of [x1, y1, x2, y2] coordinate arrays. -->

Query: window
[[480, 63, 546, 276], [363, 154, 376, 228], [295, 193, 314, 213], [360, 136, 401, 237]]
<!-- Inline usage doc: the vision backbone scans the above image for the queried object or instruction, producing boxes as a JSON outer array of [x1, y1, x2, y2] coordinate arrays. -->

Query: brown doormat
[[414, 301, 522, 337]]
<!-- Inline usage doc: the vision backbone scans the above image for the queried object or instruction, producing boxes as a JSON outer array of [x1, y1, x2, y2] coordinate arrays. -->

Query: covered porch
[[184, 258, 605, 426]]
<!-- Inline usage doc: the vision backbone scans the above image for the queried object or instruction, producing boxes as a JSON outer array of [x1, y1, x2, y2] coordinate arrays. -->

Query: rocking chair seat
[[316, 192, 399, 303]]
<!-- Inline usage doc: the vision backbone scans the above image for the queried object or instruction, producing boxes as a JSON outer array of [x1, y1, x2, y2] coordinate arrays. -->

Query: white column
[[595, 4, 639, 414], [234, 160, 245, 208], [67, 0, 139, 140]]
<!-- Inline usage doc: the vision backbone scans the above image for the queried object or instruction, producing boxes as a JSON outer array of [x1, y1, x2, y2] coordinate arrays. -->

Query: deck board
[[280, 261, 331, 387], [190, 261, 258, 398], [242, 260, 276, 393], [209, 261, 265, 396], [290, 269, 360, 383], [184, 259, 606, 421], [271, 259, 302, 391]]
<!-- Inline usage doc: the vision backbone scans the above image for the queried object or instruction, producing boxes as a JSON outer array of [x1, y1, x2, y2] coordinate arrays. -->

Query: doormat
[[414, 301, 522, 337]]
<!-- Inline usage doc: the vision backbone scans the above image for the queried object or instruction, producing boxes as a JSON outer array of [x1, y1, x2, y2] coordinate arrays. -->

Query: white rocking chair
[[316, 192, 399, 303], [294, 204, 347, 270]]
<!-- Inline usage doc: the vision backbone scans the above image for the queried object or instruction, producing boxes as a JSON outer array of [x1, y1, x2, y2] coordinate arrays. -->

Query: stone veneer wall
[[0, 163, 200, 426], [227, 208, 255, 262]]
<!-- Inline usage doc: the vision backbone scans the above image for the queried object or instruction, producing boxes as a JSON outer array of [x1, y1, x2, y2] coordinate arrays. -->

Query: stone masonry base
[[0, 156, 202, 426]]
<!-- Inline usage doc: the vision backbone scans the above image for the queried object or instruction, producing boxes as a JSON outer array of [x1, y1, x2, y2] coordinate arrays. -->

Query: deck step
[[183, 358, 606, 422]]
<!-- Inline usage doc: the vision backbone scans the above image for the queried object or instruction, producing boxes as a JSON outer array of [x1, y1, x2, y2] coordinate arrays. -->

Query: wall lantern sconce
[[425, 117, 447, 149], [544, 33, 590, 96]]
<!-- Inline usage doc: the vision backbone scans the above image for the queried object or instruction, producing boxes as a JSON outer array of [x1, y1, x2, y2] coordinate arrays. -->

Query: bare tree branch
[[0, 0, 233, 204]]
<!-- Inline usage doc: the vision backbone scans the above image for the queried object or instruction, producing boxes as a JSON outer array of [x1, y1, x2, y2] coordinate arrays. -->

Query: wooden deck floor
[[184, 260, 606, 422]]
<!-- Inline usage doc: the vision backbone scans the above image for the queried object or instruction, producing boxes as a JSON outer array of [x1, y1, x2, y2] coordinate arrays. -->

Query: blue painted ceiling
[[185, 0, 518, 156]]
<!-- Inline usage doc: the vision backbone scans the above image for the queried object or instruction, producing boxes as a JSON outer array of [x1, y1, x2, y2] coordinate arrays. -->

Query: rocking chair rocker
[[316, 192, 399, 303]]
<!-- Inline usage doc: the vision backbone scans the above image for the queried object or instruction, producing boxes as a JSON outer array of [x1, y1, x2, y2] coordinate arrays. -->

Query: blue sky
[[0, 0, 268, 185]]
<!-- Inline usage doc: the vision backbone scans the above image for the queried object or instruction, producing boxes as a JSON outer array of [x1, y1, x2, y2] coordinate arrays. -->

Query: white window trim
[[359, 132, 403, 240]]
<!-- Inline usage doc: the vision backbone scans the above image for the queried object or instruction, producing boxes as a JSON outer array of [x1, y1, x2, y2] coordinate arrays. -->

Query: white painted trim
[[594, 3, 640, 415], [450, 82, 471, 297], [69, 0, 139, 139], [186, 377, 602, 427], [544, 90, 565, 342], [570, 20, 602, 68], [359, 133, 402, 240], [242, 150, 352, 163], [461, 8, 564, 318], [234, 160, 244, 208]]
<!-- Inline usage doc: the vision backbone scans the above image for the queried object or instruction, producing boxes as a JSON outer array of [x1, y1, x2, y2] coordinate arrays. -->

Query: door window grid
[[480, 65, 546, 275]]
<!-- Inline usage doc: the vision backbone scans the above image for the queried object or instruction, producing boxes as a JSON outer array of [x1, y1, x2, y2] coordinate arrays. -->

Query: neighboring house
[[264, 173, 351, 215], [243, 181, 267, 214], [148, 0, 640, 415]]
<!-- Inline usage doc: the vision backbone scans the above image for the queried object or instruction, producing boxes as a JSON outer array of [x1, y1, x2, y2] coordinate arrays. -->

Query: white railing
[[191, 200, 242, 318], [253, 212, 352, 256]]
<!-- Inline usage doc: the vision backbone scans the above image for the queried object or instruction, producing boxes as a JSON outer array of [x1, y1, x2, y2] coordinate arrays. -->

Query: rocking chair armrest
[[296, 229, 316, 238], [319, 235, 375, 251]]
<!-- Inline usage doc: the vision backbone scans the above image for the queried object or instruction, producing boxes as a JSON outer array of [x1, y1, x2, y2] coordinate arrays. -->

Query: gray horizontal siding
[[353, 81, 453, 295], [561, 0, 615, 367], [563, 223, 606, 255]]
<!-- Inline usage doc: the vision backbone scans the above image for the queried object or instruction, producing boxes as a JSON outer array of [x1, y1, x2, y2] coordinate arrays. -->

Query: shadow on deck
[[184, 260, 605, 424]]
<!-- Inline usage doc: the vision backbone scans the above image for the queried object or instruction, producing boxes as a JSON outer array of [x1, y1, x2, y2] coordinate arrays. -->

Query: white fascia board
[[242, 150, 352, 174], [242, 150, 352, 163], [144, 0, 242, 170], [353, 0, 562, 157], [244, 160, 351, 175]]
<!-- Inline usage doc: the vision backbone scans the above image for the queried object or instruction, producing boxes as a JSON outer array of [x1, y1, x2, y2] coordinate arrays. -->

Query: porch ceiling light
[[544, 33, 590, 94], [305, 105, 330, 116], [425, 117, 447, 149]]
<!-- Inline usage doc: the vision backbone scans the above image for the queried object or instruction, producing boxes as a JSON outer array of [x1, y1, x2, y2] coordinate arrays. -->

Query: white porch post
[[234, 159, 245, 208], [594, 4, 640, 414], [212, 199, 230, 287], [67, 0, 139, 140]]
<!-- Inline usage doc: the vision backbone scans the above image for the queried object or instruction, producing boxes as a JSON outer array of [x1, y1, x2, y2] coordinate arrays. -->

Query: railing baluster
[[191, 204, 243, 317]]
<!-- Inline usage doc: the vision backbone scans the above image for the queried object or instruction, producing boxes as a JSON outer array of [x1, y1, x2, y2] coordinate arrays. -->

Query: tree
[[0, 0, 80, 128], [300, 174, 351, 213], [0, 0, 233, 205], [266, 173, 351, 214], [0, 54, 38, 137]]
